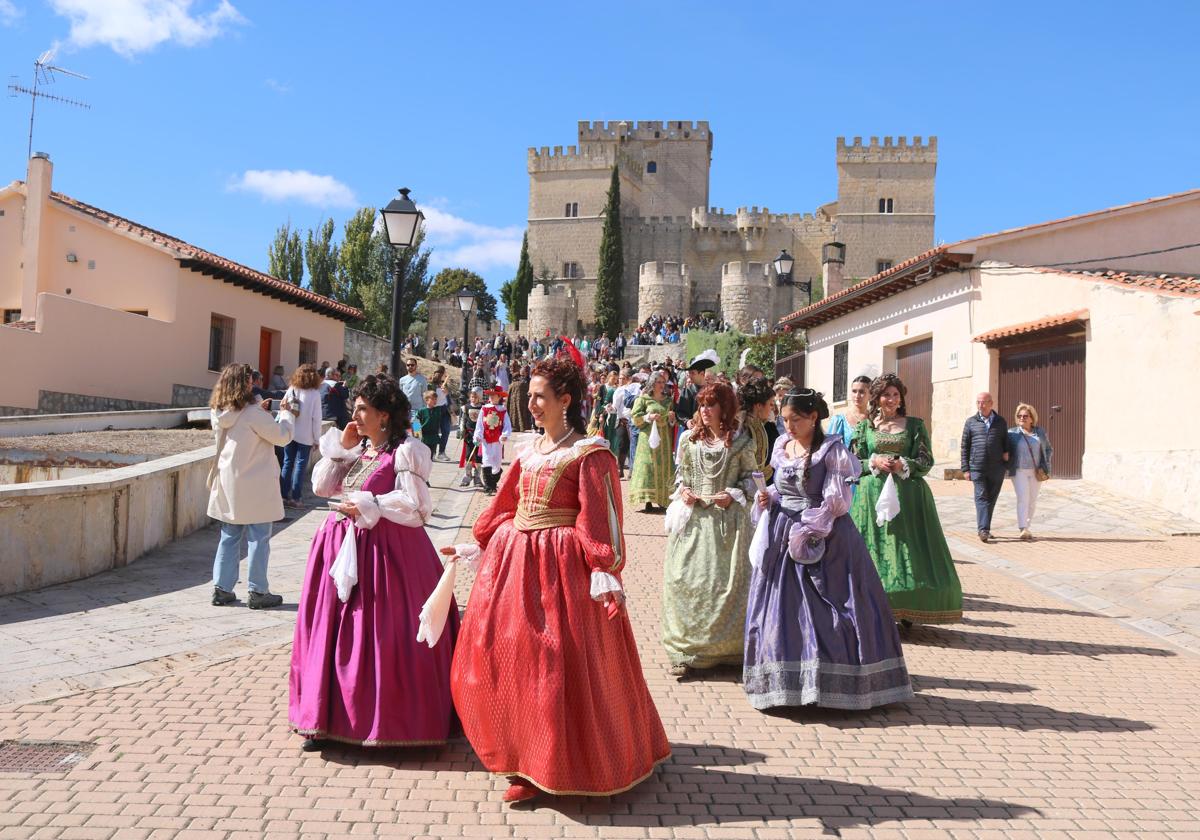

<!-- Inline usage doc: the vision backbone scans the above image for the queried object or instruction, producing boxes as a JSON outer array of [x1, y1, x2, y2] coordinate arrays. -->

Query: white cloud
[[48, 0, 245, 57], [422, 205, 523, 272], [229, 169, 356, 208], [264, 78, 290, 94], [0, 0, 22, 26]]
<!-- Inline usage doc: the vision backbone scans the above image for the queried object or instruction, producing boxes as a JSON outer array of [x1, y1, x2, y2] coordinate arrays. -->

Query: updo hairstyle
[[353, 375, 411, 451], [530, 356, 587, 434], [780, 387, 830, 472], [738, 377, 775, 412]]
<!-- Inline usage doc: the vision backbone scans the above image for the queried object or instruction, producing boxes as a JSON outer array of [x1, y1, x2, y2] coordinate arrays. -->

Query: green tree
[[336, 207, 376, 310], [743, 330, 805, 374], [593, 166, 623, 337], [304, 218, 340, 298], [427, 267, 497, 325], [510, 231, 534, 322], [268, 222, 304, 285], [357, 227, 432, 338]]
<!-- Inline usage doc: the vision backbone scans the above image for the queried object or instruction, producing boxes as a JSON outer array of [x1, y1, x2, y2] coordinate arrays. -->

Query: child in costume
[[474, 386, 511, 496], [416, 390, 444, 455], [459, 387, 484, 488]]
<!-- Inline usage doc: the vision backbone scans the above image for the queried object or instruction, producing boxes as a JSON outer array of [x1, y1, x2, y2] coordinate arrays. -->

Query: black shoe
[[247, 591, 283, 610], [301, 738, 325, 752], [644, 503, 654, 513], [978, 530, 990, 543], [211, 587, 236, 606], [899, 619, 914, 630]]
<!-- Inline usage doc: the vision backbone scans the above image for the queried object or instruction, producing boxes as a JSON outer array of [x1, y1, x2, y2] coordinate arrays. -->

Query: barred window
[[563, 202, 579, 218], [3, 309, 21, 324], [208, 314, 235, 372], [833, 341, 849, 402], [876, 260, 893, 274], [299, 338, 318, 365], [562, 262, 581, 279], [878, 197, 894, 213]]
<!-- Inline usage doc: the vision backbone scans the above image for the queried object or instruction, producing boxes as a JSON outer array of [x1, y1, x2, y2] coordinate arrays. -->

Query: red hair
[[696, 382, 739, 438]]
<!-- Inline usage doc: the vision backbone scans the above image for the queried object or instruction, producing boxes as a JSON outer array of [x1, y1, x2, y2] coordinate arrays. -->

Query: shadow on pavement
[[958, 616, 1014, 628], [904, 625, 1175, 658], [909, 674, 1034, 693], [961, 596, 1097, 618]]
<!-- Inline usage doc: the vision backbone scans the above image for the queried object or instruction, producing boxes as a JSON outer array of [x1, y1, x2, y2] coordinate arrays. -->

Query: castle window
[[876, 260, 894, 274], [564, 202, 579, 218], [299, 338, 318, 365], [878, 198, 894, 214], [646, 161, 657, 174], [208, 314, 236, 372], [832, 342, 849, 403], [3, 309, 21, 324], [562, 262, 581, 279]]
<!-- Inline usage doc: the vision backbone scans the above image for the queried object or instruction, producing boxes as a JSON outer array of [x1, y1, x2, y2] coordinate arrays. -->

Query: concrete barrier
[[0, 407, 204, 438], [0, 446, 215, 595]]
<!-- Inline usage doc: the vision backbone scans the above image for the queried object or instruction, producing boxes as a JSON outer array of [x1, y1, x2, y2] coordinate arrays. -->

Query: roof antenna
[[8, 48, 91, 161]]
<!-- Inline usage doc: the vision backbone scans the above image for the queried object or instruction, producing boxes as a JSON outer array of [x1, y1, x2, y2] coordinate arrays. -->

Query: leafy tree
[[304, 218, 340, 298], [743, 330, 805, 375], [357, 227, 431, 338], [499, 278, 517, 323], [427, 267, 497, 325], [268, 222, 304, 285], [510, 231, 534, 322], [593, 166, 623, 337], [336, 207, 377, 310]]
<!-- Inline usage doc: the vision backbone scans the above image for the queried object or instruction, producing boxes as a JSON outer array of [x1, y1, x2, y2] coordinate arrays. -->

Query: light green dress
[[628, 394, 675, 508], [661, 432, 757, 669]]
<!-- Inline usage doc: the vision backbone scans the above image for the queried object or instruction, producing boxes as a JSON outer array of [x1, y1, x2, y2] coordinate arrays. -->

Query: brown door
[[259, 329, 272, 377], [896, 338, 933, 429], [997, 338, 1085, 479], [775, 350, 805, 387]]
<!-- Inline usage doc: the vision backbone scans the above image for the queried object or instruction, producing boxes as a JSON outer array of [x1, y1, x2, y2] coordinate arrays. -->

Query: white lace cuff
[[897, 458, 912, 480], [453, 542, 481, 572], [590, 570, 625, 604], [726, 487, 747, 508], [318, 426, 359, 460]]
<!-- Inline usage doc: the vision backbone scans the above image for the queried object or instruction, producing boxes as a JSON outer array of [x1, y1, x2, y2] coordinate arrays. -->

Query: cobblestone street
[[2, 460, 1199, 839]]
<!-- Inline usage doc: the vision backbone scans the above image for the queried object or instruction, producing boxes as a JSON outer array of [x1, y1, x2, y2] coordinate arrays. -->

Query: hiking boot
[[247, 591, 283, 610], [211, 587, 236, 606]]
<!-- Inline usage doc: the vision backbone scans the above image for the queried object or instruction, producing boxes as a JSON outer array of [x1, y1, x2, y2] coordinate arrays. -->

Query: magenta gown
[[289, 443, 458, 746]]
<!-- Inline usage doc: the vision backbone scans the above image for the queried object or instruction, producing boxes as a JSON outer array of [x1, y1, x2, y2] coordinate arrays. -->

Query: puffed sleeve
[[631, 395, 650, 430], [791, 441, 858, 552], [311, 426, 358, 498], [575, 448, 626, 576], [348, 438, 433, 530], [471, 456, 522, 550], [726, 437, 758, 508], [901, 418, 934, 480]]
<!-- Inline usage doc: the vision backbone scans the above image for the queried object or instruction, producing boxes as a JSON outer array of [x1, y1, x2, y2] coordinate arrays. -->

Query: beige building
[[781, 189, 1200, 521], [524, 121, 936, 333], [0, 154, 361, 414]]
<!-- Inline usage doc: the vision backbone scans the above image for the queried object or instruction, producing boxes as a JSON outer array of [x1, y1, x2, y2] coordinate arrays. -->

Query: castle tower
[[720, 260, 775, 334], [637, 261, 689, 325], [834, 136, 936, 280], [524, 282, 579, 338]]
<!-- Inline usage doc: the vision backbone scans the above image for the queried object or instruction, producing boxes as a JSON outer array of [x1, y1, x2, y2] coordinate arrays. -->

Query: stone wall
[[343, 327, 391, 374], [637, 261, 688, 325], [524, 283, 579, 338], [0, 385, 211, 417], [423, 297, 502, 354], [720, 260, 776, 333], [0, 446, 214, 595]]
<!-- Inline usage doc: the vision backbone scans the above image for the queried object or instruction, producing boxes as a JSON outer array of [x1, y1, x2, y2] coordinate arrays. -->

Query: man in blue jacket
[[961, 392, 1009, 543]]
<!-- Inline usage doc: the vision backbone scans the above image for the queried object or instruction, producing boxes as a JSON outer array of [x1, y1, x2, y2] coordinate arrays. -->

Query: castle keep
[[522, 120, 936, 335]]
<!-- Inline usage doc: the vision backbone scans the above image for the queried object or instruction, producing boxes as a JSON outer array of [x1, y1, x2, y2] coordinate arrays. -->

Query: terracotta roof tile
[[48, 192, 363, 321], [973, 310, 1089, 344], [1037, 267, 1200, 298]]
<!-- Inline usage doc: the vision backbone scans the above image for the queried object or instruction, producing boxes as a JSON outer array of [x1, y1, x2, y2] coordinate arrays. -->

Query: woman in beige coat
[[208, 363, 296, 609]]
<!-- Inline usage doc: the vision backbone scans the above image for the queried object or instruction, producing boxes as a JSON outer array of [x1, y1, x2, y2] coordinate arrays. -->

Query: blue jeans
[[628, 423, 640, 468], [279, 440, 312, 501], [212, 522, 272, 594], [972, 470, 1005, 533]]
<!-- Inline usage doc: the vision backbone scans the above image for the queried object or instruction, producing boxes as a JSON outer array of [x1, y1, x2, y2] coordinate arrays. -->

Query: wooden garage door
[[775, 350, 805, 388], [997, 338, 1085, 479], [896, 338, 933, 430]]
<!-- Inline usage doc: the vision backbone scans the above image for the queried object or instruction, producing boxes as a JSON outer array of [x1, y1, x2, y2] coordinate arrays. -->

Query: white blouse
[[311, 427, 433, 530]]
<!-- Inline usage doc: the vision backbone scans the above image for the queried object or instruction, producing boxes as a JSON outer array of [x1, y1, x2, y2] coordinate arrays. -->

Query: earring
[[380, 423, 387, 432]]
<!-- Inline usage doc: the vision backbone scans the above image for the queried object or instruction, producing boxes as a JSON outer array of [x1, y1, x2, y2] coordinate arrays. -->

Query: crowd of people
[[201, 334, 1053, 805]]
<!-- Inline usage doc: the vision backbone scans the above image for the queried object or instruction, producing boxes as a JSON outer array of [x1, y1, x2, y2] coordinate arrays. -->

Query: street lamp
[[773, 248, 811, 305], [380, 187, 425, 378], [457, 286, 476, 365]]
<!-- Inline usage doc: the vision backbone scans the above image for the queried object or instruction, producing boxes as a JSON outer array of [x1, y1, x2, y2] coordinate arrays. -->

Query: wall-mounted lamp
[[66, 253, 78, 263]]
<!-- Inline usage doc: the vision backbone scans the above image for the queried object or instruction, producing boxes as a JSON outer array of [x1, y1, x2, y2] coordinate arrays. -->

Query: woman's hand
[[756, 490, 770, 509], [438, 545, 459, 563], [335, 501, 360, 518], [645, 412, 659, 423], [680, 487, 699, 506], [340, 421, 363, 450], [712, 491, 734, 510], [279, 398, 296, 415], [260, 398, 272, 412], [667, 410, 676, 425]]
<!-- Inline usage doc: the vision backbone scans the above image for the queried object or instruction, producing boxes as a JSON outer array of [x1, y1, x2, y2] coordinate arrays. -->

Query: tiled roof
[[778, 246, 974, 329], [48, 192, 363, 322], [1040, 267, 1200, 298], [973, 310, 1089, 344]]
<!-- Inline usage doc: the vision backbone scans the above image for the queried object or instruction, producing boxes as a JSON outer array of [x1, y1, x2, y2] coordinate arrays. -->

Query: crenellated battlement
[[836, 135, 937, 163], [690, 206, 832, 234], [577, 120, 711, 142]]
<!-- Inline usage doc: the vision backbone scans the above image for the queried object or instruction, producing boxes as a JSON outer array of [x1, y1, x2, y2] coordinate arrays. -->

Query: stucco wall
[[0, 446, 214, 595]]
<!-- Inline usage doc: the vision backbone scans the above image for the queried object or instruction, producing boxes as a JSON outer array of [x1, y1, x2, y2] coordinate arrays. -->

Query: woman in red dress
[[445, 356, 670, 803]]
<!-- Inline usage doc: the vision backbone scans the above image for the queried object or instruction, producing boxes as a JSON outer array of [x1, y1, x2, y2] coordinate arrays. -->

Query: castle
[[520, 120, 936, 336]]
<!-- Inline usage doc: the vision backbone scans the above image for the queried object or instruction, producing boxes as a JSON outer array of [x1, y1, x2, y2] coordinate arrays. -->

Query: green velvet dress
[[662, 433, 757, 668], [849, 418, 963, 623], [628, 394, 675, 508], [591, 384, 622, 458]]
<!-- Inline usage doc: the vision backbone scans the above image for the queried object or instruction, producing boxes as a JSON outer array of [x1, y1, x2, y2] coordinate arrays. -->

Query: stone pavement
[[1, 462, 1199, 838]]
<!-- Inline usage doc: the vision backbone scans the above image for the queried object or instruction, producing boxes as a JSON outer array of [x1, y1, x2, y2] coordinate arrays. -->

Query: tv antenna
[[8, 49, 91, 160]]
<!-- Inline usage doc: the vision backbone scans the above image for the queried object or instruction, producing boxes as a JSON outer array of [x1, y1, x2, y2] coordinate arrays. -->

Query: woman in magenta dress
[[445, 356, 670, 804], [289, 375, 458, 750]]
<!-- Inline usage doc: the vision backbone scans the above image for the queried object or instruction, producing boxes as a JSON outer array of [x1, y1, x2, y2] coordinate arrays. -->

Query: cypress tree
[[594, 166, 623, 337], [512, 231, 534, 322]]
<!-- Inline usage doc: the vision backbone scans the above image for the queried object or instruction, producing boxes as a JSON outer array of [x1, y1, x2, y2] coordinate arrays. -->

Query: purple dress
[[289, 442, 458, 745], [743, 435, 913, 710]]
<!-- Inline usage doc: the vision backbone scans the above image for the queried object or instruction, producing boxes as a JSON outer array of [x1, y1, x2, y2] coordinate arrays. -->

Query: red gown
[[451, 438, 671, 795]]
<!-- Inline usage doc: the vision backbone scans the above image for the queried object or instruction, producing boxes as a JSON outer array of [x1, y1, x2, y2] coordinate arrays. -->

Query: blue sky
[[2, 2, 1197, 320]]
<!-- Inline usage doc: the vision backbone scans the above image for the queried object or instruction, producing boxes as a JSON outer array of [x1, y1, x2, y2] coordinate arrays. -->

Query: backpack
[[623, 390, 637, 410]]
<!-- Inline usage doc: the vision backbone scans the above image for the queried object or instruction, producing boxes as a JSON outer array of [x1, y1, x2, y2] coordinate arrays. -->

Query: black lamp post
[[457, 286, 476, 365], [773, 248, 811, 306], [380, 187, 424, 378]]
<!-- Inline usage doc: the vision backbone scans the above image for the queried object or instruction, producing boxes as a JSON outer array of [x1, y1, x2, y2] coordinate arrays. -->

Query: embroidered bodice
[[740, 415, 774, 481], [871, 429, 907, 456], [773, 446, 825, 512], [678, 433, 756, 499]]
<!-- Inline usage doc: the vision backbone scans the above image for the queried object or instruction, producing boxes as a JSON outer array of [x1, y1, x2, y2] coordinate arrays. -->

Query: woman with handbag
[[207, 363, 297, 609], [744, 389, 912, 710], [1007, 403, 1053, 541], [288, 375, 458, 752]]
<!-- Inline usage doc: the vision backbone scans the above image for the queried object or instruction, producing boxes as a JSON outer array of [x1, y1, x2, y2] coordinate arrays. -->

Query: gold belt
[[514, 507, 578, 532]]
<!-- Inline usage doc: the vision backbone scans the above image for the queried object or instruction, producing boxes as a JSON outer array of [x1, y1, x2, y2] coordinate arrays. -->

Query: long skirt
[[743, 506, 914, 710], [289, 514, 459, 745], [451, 522, 670, 795], [627, 422, 674, 507]]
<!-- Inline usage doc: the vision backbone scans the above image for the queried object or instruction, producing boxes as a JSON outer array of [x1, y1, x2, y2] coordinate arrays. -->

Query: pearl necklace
[[537, 426, 575, 455]]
